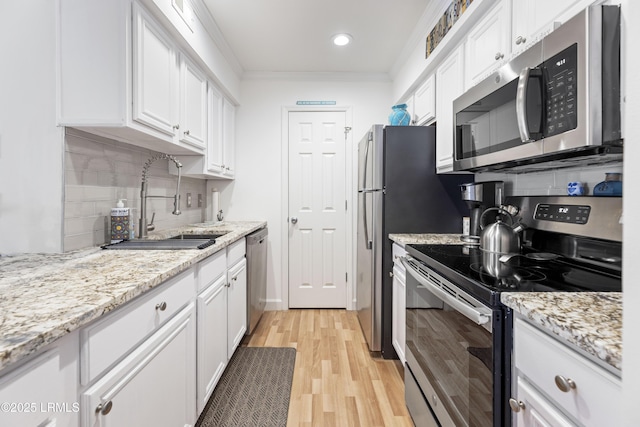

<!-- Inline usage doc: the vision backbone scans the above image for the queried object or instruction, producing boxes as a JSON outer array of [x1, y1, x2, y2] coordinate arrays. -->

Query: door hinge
[[345, 200, 347, 211], [346, 272, 348, 282]]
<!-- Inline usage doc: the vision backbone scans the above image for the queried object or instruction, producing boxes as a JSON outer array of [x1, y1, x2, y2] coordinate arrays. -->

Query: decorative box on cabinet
[[510, 315, 621, 426], [58, 0, 208, 155], [435, 44, 465, 173]]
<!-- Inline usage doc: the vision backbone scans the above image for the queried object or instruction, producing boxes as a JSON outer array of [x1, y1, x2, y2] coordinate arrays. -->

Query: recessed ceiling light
[[332, 33, 352, 46]]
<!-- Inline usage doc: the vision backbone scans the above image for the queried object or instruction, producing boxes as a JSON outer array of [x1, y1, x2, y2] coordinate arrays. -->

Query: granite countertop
[[389, 233, 463, 245], [501, 292, 622, 371], [0, 221, 265, 372]]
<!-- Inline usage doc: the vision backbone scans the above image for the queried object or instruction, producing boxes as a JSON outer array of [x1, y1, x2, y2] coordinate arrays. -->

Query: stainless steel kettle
[[479, 207, 525, 255]]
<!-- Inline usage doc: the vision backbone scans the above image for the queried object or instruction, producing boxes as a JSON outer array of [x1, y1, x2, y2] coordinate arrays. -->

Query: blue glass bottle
[[389, 104, 411, 126]]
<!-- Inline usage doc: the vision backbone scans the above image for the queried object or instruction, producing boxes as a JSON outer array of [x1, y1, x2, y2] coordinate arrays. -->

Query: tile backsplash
[[476, 161, 624, 198], [64, 129, 206, 251]]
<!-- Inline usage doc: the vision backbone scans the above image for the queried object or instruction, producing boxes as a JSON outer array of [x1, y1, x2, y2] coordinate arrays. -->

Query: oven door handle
[[401, 256, 492, 328]]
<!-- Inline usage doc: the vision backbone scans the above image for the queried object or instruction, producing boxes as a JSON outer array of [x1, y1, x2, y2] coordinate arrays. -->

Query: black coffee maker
[[460, 181, 504, 245]]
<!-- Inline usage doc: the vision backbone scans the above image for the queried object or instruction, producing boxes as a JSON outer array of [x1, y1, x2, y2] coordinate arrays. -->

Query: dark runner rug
[[196, 347, 296, 427]]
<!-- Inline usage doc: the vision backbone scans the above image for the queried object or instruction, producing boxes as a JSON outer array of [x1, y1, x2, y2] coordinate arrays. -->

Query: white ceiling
[[201, 0, 431, 75]]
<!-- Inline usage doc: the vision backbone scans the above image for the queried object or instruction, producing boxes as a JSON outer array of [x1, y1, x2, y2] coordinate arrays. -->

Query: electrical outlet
[[186, 193, 192, 208], [197, 194, 202, 207]]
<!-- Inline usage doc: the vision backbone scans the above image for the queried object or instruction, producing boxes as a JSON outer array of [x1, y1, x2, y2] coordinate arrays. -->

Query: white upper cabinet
[[413, 74, 436, 126], [179, 54, 208, 149], [435, 45, 465, 173], [132, 3, 179, 138], [222, 98, 236, 178], [58, 0, 211, 155], [511, 0, 586, 55], [465, 0, 511, 88]]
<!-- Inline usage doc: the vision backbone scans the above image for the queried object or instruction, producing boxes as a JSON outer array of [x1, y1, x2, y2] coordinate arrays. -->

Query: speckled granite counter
[[0, 221, 265, 372], [389, 233, 462, 245], [501, 292, 622, 371]]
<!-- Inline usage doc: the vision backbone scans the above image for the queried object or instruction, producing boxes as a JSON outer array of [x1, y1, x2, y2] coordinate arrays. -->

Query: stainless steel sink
[[102, 238, 215, 250], [169, 233, 225, 240]]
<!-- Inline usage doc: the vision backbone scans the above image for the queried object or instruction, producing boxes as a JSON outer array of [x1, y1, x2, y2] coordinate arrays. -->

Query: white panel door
[[288, 111, 347, 308]]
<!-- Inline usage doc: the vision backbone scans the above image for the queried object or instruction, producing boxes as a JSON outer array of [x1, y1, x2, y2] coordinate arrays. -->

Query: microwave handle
[[516, 67, 543, 142]]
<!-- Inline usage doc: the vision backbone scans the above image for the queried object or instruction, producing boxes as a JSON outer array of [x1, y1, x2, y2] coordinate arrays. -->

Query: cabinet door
[[227, 258, 247, 359], [81, 304, 196, 427], [197, 276, 227, 414], [414, 75, 436, 125], [132, 4, 178, 137], [206, 84, 224, 174], [513, 377, 574, 427], [222, 98, 236, 177], [435, 45, 465, 173], [511, 0, 583, 54], [465, 0, 510, 87], [179, 54, 207, 149], [391, 263, 406, 365]]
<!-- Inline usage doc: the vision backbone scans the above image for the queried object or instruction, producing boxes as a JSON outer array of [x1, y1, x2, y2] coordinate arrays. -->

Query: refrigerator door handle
[[362, 192, 372, 250], [361, 134, 371, 190]]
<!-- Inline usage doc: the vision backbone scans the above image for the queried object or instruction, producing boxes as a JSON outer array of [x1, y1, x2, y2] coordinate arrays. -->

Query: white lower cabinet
[[227, 257, 247, 358], [0, 332, 79, 427], [511, 315, 622, 426], [391, 243, 407, 364], [196, 238, 247, 413], [81, 303, 197, 427]]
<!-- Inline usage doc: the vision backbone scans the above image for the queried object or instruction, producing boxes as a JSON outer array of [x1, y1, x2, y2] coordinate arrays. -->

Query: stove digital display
[[534, 203, 590, 224]]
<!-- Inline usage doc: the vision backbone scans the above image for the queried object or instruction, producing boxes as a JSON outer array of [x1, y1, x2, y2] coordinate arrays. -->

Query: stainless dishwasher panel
[[246, 227, 268, 334]]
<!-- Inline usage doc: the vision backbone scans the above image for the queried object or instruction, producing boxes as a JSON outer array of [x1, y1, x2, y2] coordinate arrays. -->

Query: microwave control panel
[[534, 203, 591, 224], [543, 44, 578, 137]]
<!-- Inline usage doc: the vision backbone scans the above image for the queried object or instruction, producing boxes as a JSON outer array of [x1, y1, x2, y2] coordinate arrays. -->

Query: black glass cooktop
[[406, 244, 621, 305]]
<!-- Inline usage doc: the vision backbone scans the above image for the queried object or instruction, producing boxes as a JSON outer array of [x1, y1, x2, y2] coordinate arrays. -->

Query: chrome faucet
[[139, 154, 182, 238]]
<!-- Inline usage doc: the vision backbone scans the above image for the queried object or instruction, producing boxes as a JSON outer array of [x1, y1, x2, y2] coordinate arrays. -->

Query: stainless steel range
[[402, 195, 622, 427]]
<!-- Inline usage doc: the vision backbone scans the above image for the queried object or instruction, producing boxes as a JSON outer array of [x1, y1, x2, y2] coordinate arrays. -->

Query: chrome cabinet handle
[[515, 35, 526, 45], [555, 375, 577, 392], [155, 302, 167, 311], [184, 130, 190, 135], [96, 401, 113, 415], [173, 124, 180, 130], [509, 398, 525, 412], [495, 52, 504, 60], [290, 217, 298, 224]]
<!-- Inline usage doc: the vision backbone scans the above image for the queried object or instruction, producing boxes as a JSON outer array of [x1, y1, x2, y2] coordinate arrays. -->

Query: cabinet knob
[[508, 398, 525, 413], [173, 124, 180, 130], [495, 52, 504, 60], [96, 400, 113, 415], [290, 217, 298, 224], [155, 301, 167, 311], [389, 271, 394, 278], [184, 129, 190, 135], [554, 375, 577, 392], [515, 35, 526, 45]]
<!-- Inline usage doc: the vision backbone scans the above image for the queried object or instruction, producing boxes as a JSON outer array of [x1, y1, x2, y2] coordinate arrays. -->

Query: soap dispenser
[[111, 199, 131, 243]]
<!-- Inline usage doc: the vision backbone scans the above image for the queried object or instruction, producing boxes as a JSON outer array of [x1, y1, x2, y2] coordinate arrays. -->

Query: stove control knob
[[509, 398, 525, 412], [555, 375, 577, 392]]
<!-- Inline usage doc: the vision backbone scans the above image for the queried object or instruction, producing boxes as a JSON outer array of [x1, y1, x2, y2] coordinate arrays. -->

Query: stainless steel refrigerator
[[356, 125, 471, 356]]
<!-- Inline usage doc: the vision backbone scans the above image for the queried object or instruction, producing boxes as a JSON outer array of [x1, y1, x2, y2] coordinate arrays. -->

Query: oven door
[[402, 256, 499, 427]]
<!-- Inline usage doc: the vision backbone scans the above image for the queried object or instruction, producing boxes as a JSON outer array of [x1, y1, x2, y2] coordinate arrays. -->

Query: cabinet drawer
[[81, 268, 194, 385], [227, 238, 246, 267], [514, 318, 621, 426], [198, 249, 226, 291]]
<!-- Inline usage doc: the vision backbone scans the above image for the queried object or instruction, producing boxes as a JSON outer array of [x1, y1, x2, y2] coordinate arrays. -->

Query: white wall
[[223, 76, 392, 309], [0, 1, 64, 254]]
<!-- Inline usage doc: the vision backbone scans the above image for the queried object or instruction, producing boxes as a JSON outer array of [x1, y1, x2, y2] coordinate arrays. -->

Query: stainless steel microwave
[[453, 5, 621, 172]]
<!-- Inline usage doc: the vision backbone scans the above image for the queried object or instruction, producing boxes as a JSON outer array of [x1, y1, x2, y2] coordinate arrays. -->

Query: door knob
[[290, 217, 298, 224]]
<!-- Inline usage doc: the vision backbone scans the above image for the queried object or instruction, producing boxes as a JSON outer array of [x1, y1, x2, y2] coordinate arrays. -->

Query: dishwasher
[[246, 227, 268, 334]]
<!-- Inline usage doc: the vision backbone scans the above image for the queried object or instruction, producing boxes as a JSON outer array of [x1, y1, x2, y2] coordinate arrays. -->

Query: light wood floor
[[243, 309, 414, 427]]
